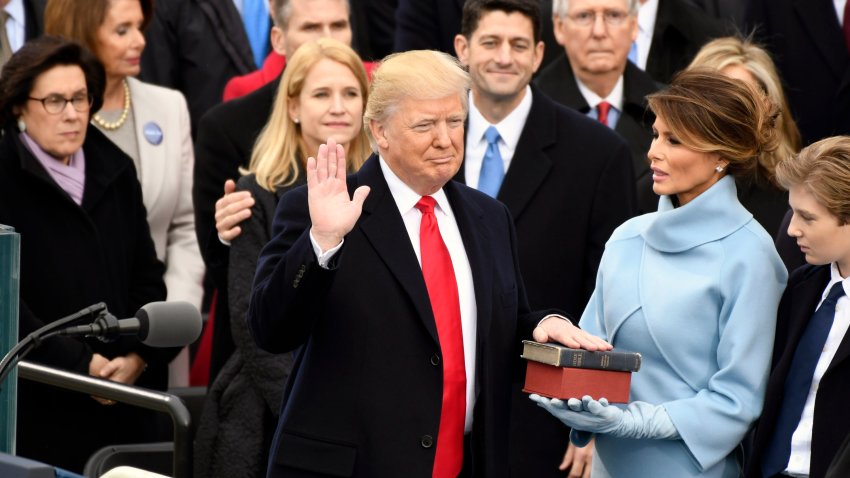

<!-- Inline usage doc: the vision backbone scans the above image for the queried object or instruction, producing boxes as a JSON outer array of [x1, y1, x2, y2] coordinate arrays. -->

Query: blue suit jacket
[[247, 155, 549, 477]]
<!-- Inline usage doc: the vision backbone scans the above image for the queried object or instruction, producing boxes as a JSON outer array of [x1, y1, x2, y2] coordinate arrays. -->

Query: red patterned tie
[[844, 0, 850, 54], [415, 196, 466, 478], [597, 101, 611, 127]]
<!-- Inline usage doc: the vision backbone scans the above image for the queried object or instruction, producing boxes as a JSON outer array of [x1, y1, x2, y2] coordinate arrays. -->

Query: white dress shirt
[[464, 86, 533, 191], [786, 263, 850, 476], [635, 0, 658, 71], [311, 156, 479, 433], [576, 75, 625, 129], [4, 0, 25, 53], [836, 0, 848, 27]]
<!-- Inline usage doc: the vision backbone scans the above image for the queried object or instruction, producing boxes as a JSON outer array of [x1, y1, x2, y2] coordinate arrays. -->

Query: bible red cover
[[522, 360, 632, 403]]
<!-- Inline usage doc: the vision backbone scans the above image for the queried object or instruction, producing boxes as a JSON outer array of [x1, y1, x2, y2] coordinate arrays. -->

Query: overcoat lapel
[[356, 156, 440, 345], [127, 78, 165, 206], [498, 91, 554, 222]]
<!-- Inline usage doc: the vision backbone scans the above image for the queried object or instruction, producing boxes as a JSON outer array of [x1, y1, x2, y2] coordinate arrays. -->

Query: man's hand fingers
[[316, 144, 329, 182], [335, 143, 346, 179], [351, 186, 370, 209], [326, 138, 338, 175]]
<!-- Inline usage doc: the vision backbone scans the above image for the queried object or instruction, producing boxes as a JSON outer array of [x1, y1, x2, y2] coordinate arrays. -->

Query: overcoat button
[[430, 354, 440, 366], [421, 435, 434, 448]]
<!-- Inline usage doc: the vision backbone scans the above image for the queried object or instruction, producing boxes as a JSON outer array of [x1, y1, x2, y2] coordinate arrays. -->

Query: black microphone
[[58, 301, 202, 347]]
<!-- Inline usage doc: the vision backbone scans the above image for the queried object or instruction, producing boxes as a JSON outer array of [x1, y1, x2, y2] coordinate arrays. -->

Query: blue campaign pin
[[143, 122, 163, 145]]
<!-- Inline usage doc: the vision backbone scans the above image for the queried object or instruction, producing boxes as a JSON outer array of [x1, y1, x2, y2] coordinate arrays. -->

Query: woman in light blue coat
[[532, 70, 788, 477]]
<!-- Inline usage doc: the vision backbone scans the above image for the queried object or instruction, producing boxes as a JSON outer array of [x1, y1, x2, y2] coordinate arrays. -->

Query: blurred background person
[[223, 0, 376, 102], [347, 0, 396, 61], [0, 36, 176, 472], [45, 0, 205, 386], [687, 35, 801, 238], [537, 0, 660, 213], [139, 0, 257, 134], [632, 0, 728, 84], [747, 136, 850, 478], [393, 0, 563, 70], [531, 70, 787, 477], [193, 38, 370, 478], [192, 0, 356, 386], [745, 0, 850, 146], [0, 0, 46, 71]]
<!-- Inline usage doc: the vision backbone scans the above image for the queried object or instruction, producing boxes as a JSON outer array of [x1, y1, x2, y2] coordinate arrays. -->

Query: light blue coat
[[580, 176, 787, 477]]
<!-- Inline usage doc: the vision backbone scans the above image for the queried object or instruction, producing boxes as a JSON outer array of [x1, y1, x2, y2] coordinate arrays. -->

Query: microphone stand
[[0, 302, 107, 391]]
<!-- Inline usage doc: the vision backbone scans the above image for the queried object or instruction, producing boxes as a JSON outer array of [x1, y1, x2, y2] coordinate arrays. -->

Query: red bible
[[522, 360, 632, 403]]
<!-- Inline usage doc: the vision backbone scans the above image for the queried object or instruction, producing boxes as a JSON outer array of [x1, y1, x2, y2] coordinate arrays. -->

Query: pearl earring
[[715, 166, 724, 173], [294, 118, 300, 124], [17, 118, 26, 132]]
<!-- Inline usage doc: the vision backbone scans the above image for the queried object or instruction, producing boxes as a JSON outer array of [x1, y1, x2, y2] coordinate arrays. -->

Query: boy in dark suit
[[748, 136, 850, 478]]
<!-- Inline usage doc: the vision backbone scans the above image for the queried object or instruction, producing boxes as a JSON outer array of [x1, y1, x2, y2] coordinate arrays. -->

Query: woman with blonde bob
[[531, 70, 788, 477], [194, 38, 370, 478], [747, 136, 850, 478], [688, 36, 801, 237]]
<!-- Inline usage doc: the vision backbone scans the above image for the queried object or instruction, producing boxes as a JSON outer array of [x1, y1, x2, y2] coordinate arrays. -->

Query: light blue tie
[[478, 126, 504, 198], [628, 41, 638, 65], [242, 0, 270, 69]]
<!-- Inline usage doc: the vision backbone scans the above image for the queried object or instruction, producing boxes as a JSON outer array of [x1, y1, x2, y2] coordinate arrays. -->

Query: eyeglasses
[[27, 93, 93, 115], [566, 10, 631, 27]]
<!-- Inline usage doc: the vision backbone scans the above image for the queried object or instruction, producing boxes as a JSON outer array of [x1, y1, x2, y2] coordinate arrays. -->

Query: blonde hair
[[775, 136, 850, 225], [247, 38, 370, 191], [363, 50, 470, 150], [647, 69, 780, 183], [688, 36, 801, 185]]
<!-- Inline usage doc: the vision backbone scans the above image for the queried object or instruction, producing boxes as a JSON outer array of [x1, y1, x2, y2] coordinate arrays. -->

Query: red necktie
[[597, 101, 611, 127], [844, 0, 850, 54], [415, 196, 466, 478]]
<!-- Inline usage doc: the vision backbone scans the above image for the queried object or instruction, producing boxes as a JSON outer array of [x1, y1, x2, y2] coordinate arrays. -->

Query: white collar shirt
[[836, 0, 848, 27], [463, 86, 533, 191], [4, 0, 25, 52], [786, 263, 850, 476], [576, 74, 625, 129], [379, 156, 478, 433], [635, 0, 658, 71]]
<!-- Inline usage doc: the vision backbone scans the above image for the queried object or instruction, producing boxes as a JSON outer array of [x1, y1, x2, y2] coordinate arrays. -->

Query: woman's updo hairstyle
[[647, 69, 780, 183]]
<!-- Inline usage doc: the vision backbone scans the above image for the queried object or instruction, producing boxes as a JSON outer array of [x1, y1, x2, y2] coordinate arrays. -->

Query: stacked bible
[[521, 340, 641, 403]]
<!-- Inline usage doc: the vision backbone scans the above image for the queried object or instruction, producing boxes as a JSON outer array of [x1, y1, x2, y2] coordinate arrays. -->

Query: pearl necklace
[[92, 79, 131, 130]]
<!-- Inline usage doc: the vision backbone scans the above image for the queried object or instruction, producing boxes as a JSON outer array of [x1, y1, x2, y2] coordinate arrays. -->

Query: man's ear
[[369, 119, 389, 150], [532, 40, 545, 73], [454, 34, 470, 66], [271, 26, 286, 56], [552, 15, 567, 46]]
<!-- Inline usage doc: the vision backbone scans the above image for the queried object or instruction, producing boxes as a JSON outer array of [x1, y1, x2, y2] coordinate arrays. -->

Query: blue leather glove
[[529, 394, 680, 445]]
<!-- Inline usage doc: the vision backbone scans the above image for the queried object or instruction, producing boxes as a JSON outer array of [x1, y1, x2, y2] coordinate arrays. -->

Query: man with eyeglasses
[[535, 0, 660, 213]]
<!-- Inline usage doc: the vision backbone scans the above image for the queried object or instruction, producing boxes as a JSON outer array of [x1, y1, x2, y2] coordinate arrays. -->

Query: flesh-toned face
[[18, 65, 90, 162], [369, 94, 466, 196], [280, 0, 352, 58], [788, 184, 850, 275], [96, 0, 146, 80], [647, 115, 726, 206], [554, 0, 637, 78], [289, 58, 363, 156], [455, 10, 544, 105]]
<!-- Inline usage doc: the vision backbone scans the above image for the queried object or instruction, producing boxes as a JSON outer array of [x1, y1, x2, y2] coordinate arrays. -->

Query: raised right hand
[[307, 138, 369, 252]]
